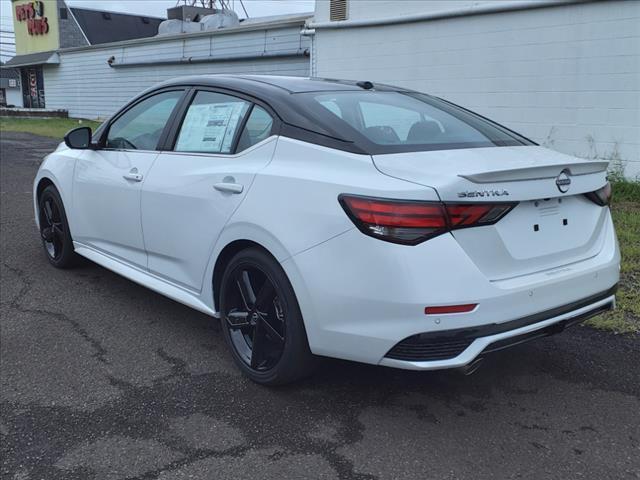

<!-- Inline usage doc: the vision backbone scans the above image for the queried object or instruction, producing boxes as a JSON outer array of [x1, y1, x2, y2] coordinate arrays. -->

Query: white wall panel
[[43, 24, 310, 121], [5, 88, 23, 107], [313, 1, 640, 178], [313, 0, 524, 23]]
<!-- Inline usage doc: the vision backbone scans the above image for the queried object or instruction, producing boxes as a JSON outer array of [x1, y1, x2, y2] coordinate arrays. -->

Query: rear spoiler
[[459, 161, 608, 184]]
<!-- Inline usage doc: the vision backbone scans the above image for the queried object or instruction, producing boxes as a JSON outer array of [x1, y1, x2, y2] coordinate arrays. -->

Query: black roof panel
[[234, 75, 367, 93], [70, 8, 164, 45], [157, 74, 407, 94]]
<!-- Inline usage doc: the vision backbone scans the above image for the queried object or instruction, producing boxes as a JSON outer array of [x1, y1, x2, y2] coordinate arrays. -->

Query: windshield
[[301, 91, 533, 153]]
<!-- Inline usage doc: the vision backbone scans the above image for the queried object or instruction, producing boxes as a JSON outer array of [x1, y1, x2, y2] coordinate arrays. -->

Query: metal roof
[[2, 51, 59, 68]]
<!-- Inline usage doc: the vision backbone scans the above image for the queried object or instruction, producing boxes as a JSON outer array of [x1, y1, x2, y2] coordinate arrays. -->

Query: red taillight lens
[[585, 182, 612, 206], [340, 195, 516, 245], [425, 304, 477, 315], [339, 195, 448, 245], [445, 203, 515, 228]]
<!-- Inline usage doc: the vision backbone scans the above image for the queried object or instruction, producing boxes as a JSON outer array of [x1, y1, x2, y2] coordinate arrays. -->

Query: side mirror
[[64, 126, 93, 149]]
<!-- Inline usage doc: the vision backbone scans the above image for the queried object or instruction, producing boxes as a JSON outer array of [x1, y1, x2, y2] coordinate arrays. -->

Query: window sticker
[[176, 101, 249, 153]]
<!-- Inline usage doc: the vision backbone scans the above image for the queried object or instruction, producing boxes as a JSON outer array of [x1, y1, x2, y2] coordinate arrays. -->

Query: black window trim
[[161, 86, 281, 156], [96, 87, 189, 152], [230, 103, 255, 154]]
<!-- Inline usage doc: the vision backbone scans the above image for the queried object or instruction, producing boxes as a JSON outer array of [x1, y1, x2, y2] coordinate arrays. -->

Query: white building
[[306, 0, 640, 178], [3, 0, 310, 119], [4, 0, 639, 177], [42, 13, 312, 120]]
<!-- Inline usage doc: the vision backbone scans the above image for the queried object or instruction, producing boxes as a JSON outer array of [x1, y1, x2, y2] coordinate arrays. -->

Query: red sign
[[15, 1, 49, 35]]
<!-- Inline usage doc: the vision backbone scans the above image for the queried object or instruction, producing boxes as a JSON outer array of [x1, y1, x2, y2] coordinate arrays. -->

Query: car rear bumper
[[282, 210, 620, 369], [379, 286, 615, 371]]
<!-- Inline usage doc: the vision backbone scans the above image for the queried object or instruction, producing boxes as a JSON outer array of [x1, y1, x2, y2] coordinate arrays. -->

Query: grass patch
[[0, 117, 102, 140], [610, 178, 640, 203], [585, 180, 640, 334]]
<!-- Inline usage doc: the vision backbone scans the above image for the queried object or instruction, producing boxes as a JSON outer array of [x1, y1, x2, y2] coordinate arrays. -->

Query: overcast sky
[[1, 0, 314, 60]]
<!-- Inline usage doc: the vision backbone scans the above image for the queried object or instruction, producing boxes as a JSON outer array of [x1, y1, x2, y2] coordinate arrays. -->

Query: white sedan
[[34, 75, 619, 385]]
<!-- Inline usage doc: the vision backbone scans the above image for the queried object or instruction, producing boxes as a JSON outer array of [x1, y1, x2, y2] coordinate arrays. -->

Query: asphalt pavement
[[1, 131, 639, 480]]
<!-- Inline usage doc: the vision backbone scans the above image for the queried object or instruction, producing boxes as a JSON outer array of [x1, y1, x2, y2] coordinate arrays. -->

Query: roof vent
[[167, 5, 217, 22], [329, 0, 347, 21]]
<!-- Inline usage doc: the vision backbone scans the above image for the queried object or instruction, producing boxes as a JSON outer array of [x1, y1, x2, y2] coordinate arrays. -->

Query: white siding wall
[[5, 87, 23, 108], [43, 25, 310, 120], [314, 0, 530, 23], [312, 1, 640, 178]]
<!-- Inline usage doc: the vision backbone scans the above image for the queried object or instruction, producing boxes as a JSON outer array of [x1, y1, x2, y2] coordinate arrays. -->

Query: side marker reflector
[[425, 304, 477, 315]]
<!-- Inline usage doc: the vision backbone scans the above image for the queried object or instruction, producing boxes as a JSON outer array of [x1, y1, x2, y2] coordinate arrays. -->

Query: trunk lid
[[373, 146, 610, 281]]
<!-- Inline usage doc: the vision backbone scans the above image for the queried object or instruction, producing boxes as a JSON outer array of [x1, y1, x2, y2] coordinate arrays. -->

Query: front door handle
[[214, 182, 244, 194], [123, 168, 143, 182]]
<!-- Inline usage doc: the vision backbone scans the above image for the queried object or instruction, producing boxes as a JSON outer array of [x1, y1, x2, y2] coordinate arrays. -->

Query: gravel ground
[[1, 131, 639, 480]]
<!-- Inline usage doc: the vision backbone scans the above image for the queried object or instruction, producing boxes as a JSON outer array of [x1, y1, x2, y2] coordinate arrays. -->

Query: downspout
[[300, 28, 316, 77]]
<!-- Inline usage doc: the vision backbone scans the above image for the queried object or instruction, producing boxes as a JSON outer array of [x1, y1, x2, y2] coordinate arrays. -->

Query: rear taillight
[[339, 194, 516, 245], [584, 182, 612, 206]]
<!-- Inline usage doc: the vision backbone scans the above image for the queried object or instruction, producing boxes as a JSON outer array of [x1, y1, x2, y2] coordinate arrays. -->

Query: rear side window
[[175, 91, 250, 154], [319, 99, 343, 118], [236, 106, 274, 152], [302, 91, 532, 153], [106, 90, 182, 150]]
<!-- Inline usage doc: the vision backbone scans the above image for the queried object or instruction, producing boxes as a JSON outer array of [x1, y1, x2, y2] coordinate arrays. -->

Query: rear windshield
[[300, 91, 533, 153]]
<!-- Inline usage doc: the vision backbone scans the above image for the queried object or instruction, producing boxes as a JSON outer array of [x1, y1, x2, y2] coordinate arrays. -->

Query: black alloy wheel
[[220, 248, 315, 385], [226, 265, 286, 371], [38, 185, 78, 268]]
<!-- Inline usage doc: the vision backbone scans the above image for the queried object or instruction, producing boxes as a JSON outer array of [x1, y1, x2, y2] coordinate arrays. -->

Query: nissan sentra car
[[33, 75, 619, 384]]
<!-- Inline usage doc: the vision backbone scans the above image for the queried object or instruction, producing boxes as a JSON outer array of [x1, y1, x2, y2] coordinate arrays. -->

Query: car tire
[[219, 247, 316, 385], [38, 185, 79, 269]]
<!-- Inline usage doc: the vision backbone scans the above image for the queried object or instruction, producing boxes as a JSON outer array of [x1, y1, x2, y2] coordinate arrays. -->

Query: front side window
[[175, 91, 250, 154], [106, 90, 182, 150], [303, 91, 532, 153]]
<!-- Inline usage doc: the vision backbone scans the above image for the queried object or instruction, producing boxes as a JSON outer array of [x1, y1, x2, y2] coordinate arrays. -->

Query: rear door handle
[[214, 182, 244, 194], [123, 168, 143, 182]]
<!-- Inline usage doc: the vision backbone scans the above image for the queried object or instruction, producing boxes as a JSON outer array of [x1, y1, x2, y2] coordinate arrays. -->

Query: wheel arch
[[212, 239, 274, 312], [33, 175, 60, 229], [36, 177, 56, 200], [207, 221, 295, 311]]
